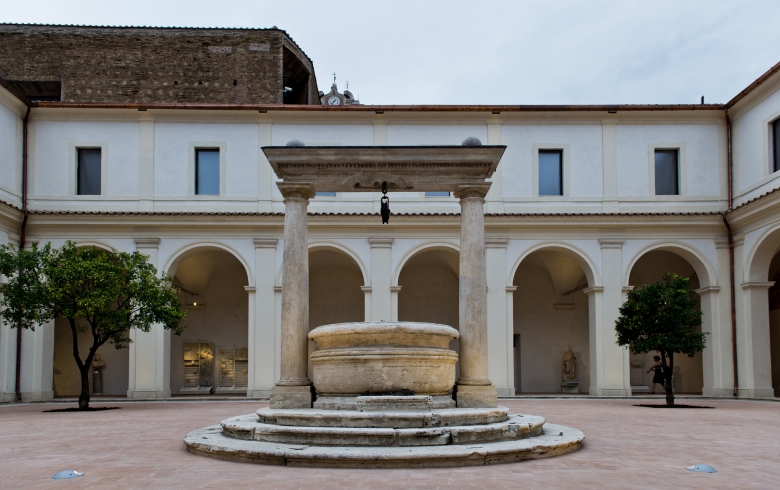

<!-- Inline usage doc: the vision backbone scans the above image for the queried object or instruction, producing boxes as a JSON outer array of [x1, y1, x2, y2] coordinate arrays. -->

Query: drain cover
[[686, 464, 717, 473], [52, 470, 84, 479]]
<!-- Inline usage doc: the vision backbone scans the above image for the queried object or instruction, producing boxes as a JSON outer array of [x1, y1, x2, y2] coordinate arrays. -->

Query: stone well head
[[308, 322, 459, 396]]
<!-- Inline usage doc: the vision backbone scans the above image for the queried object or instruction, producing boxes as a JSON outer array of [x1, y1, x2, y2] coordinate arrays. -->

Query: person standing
[[647, 355, 664, 394]]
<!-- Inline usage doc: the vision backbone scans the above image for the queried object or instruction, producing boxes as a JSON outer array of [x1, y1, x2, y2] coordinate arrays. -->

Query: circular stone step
[[256, 406, 509, 429], [184, 423, 583, 468], [222, 414, 545, 447]]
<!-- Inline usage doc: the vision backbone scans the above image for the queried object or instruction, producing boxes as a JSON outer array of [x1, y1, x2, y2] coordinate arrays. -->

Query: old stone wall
[[0, 24, 318, 104]]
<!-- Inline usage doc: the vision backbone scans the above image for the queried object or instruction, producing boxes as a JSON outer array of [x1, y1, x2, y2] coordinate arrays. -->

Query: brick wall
[[0, 24, 319, 104]]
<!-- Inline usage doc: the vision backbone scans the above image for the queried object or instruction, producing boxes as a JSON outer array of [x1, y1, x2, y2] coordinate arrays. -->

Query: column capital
[[485, 238, 509, 248], [598, 239, 624, 249], [695, 285, 721, 295], [454, 183, 492, 199], [622, 286, 634, 293], [273, 286, 283, 293], [583, 286, 604, 295], [254, 238, 278, 248], [505, 286, 518, 292], [360, 286, 373, 292], [368, 238, 394, 248], [733, 234, 745, 247], [390, 285, 402, 292], [741, 281, 775, 290], [134, 237, 161, 249], [277, 182, 315, 199], [244, 286, 257, 292], [714, 237, 730, 249]]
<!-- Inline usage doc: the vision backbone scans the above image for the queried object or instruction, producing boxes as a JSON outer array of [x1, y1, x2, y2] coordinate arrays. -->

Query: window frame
[[648, 143, 687, 198], [188, 142, 226, 197], [69, 142, 107, 196], [772, 118, 780, 174], [532, 144, 569, 198]]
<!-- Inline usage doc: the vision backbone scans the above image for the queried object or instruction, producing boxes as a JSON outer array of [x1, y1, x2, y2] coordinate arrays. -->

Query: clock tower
[[319, 74, 360, 106]]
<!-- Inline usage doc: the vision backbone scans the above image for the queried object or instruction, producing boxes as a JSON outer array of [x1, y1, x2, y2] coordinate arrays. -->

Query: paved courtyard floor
[[1, 398, 778, 489]]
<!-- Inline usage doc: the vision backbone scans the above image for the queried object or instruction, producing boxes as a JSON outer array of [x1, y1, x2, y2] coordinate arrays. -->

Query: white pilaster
[[390, 286, 401, 321], [138, 117, 155, 212], [361, 286, 372, 321], [368, 238, 393, 321], [505, 286, 517, 396], [0, 273, 19, 402], [485, 122, 504, 214], [738, 281, 776, 398], [251, 239, 277, 398], [601, 121, 618, 213], [19, 318, 54, 401], [710, 238, 735, 396], [127, 238, 170, 399], [485, 238, 509, 395], [257, 122, 274, 213], [595, 238, 629, 396]]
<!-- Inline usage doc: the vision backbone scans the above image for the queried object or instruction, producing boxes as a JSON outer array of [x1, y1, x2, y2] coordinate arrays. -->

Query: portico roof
[[261, 145, 507, 193]]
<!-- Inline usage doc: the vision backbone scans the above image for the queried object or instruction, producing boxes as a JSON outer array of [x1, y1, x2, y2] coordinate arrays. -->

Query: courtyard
[[1, 398, 778, 489]]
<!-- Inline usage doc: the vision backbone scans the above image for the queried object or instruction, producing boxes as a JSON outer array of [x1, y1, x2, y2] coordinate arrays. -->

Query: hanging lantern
[[380, 182, 390, 224]]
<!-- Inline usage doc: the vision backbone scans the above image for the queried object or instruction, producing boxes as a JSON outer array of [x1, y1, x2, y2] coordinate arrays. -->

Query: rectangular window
[[654, 149, 679, 195], [315, 192, 337, 197], [77, 148, 101, 195], [425, 192, 450, 197], [538, 150, 563, 196], [773, 119, 780, 173], [195, 149, 220, 195]]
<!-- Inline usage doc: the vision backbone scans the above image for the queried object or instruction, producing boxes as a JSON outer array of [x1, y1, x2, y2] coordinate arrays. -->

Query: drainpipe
[[722, 109, 738, 398], [15, 104, 31, 402]]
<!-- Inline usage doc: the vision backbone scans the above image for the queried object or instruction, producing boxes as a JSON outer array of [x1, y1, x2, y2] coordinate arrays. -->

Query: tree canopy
[[0, 241, 186, 409], [615, 271, 707, 406]]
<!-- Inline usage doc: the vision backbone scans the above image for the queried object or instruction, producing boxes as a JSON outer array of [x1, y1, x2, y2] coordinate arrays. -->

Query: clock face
[[328, 96, 341, 106]]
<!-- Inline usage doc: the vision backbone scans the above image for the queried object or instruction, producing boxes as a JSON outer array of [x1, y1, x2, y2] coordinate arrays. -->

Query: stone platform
[[184, 405, 583, 468]]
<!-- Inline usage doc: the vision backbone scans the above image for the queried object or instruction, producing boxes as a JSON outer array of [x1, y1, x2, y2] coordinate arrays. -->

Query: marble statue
[[562, 346, 577, 383], [92, 353, 106, 395]]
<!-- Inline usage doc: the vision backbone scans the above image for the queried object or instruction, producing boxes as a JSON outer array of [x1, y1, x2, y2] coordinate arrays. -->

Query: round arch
[[746, 224, 780, 282], [71, 240, 116, 252], [393, 241, 460, 286], [509, 242, 600, 288], [163, 241, 253, 286], [624, 241, 716, 288]]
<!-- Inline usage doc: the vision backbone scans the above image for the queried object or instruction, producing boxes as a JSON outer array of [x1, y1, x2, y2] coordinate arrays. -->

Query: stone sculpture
[[92, 353, 106, 395], [562, 346, 577, 383]]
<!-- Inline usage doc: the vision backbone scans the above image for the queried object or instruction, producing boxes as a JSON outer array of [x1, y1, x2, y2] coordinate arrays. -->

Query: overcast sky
[[4, 0, 780, 105]]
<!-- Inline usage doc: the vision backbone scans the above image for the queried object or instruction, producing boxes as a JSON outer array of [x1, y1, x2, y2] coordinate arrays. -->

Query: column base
[[737, 387, 776, 398], [249, 389, 272, 399], [454, 384, 497, 408], [701, 387, 736, 397], [128, 389, 171, 399], [21, 390, 54, 402], [270, 385, 314, 409]]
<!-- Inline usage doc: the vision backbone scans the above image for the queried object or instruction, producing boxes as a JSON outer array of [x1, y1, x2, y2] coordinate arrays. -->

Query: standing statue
[[92, 353, 106, 395], [562, 346, 577, 383]]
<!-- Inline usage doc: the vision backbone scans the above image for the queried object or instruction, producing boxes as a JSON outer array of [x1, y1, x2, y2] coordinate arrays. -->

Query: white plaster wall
[[0, 102, 20, 201], [154, 123, 258, 197], [500, 124, 603, 198], [733, 89, 780, 204], [33, 121, 141, 197], [616, 124, 720, 197]]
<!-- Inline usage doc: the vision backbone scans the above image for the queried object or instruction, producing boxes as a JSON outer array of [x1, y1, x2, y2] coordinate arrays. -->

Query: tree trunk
[[78, 365, 90, 410], [664, 352, 675, 407]]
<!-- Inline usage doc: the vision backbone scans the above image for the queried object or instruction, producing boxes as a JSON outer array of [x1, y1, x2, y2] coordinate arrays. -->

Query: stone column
[[270, 183, 316, 409], [369, 238, 393, 321], [454, 183, 497, 408]]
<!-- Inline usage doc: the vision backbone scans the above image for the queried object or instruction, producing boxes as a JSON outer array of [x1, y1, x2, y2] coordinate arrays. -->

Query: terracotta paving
[[1, 398, 779, 489]]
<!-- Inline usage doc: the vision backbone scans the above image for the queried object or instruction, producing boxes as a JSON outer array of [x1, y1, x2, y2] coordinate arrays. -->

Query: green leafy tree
[[615, 272, 707, 406], [0, 241, 186, 409]]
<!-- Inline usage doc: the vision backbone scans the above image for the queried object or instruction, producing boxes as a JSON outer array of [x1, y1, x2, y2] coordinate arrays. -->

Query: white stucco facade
[[3, 64, 780, 402]]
